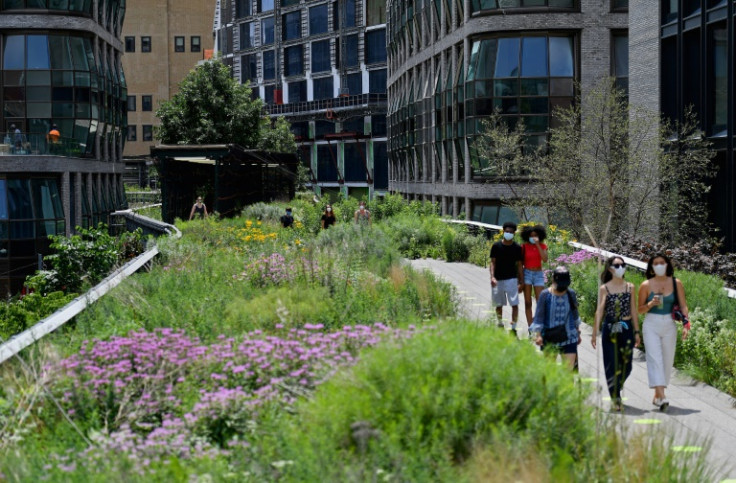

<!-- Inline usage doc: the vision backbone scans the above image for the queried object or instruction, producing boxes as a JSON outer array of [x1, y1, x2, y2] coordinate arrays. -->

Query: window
[[262, 17, 275, 45], [191, 36, 201, 52], [368, 69, 387, 93], [142, 95, 152, 111], [142, 125, 153, 141], [312, 40, 331, 72], [141, 36, 151, 52], [663, 0, 678, 23], [283, 11, 301, 41], [366, 0, 386, 25], [263, 50, 275, 80], [284, 45, 303, 76], [125, 36, 135, 52], [289, 80, 307, 102], [242, 53, 258, 83], [241, 22, 257, 48], [612, 0, 628, 10], [127, 95, 136, 112], [236, 0, 252, 17], [127, 125, 137, 141], [343, 34, 358, 68], [310, 4, 329, 35], [365, 30, 387, 64], [174, 36, 185, 53], [345, 72, 362, 96], [263, 85, 276, 104], [259, 0, 274, 12], [313, 77, 334, 100], [469, 0, 575, 13], [709, 24, 727, 135], [612, 33, 628, 94]]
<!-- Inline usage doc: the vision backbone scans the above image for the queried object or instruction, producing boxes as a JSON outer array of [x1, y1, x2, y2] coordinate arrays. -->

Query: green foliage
[[155, 60, 264, 147], [0, 291, 77, 340], [259, 116, 297, 153]]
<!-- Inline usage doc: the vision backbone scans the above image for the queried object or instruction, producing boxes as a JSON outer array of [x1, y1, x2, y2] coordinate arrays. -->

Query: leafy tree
[[155, 60, 265, 147], [476, 78, 716, 245], [259, 116, 296, 153]]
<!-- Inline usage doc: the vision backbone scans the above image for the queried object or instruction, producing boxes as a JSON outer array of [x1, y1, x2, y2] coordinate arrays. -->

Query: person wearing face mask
[[280, 207, 295, 228], [592, 256, 640, 412], [529, 266, 581, 369], [321, 204, 336, 229], [520, 224, 549, 330], [354, 201, 372, 226], [490, 222, 524, 336], [637, 253, 689, 412]]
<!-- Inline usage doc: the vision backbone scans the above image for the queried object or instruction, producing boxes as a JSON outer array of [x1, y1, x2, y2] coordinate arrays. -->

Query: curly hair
[[520, 224, 547, 243]]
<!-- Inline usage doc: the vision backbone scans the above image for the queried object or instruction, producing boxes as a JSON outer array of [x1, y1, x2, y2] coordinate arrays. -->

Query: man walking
[[490, 221, 523, 336]]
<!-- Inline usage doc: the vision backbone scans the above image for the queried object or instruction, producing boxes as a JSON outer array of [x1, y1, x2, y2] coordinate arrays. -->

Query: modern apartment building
[[0, 1, 128, 295], [387, 0, 628, 221], [215, 0, 389, 201], [121, 0, 216, 182], [630, 0, 736, 249]]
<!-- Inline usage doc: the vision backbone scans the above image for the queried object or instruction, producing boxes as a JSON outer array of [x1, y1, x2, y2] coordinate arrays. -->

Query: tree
[[476, 78, 716, 245], [155, 60, 265, 147], [259, 116, 296, 153]]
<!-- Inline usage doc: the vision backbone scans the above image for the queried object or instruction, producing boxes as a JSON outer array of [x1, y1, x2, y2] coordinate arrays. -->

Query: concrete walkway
[[409, 258, 736, 482]]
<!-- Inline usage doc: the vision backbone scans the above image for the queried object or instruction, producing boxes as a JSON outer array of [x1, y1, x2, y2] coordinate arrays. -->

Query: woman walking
[[530, 266, 581, 369], [521, 224, 549, 328], [592, 256, 640, 412], [638, 254, 690, 411], [188, 196, 208, 220], [321, 204, 336, 229]]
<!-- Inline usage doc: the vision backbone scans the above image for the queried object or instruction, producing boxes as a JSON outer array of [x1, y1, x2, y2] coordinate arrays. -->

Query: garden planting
[[0, 196, 719, 481]]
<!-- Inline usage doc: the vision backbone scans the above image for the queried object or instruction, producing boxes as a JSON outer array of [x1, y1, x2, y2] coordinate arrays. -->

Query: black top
[[280, 214, 294, 228], [321, 214, 336, 228], [490, 241, 522, 281], [193, 204, 206, 218], [604, 285, 632, 321]]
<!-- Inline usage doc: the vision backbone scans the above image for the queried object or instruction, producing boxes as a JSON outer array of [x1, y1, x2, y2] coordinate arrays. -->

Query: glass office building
[[387, 0, 628, 221], [0, 1, 128, 294], [215, 0, 389, 200]]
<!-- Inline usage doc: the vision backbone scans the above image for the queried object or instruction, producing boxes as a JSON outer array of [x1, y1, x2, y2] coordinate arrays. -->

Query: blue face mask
[[286, 211, 292, 216], [503, 232, 514, 241]]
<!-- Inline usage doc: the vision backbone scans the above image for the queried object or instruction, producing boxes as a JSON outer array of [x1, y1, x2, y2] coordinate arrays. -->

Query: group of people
[[4, 124, 61, 154], [491, 222, 690, 413], [279, 202, 372, 229]]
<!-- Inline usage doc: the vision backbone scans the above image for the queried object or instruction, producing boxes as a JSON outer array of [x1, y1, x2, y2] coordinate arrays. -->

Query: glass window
[[26, 35, 50, 70], [612, 33, 628, 93], [372, 114, 386, 136], [0, 179, 7, 221], [710, 25, 727, 134], [549, 37, 574, 76], [127, 95, 136, 111], [285, 45, 303, 76], [494, 38, 520, 77], [175, 36, 185, 53], [289, 80, 307, 102], [142, 95, 152, 111], [344, 34, 359, 68], [141, 36, 151, 53], [346, 72, 362, 95], [191, 36, 201, 52], [240, 22, 257, 49], [242, 53, 258, 83], [310, 4, 329, 35], [142, 125, 153, 141], [317, 144, 338, 180], [663, 0, 678, 22], [366, 0, 386, 25], [313, 77, 333, 100], [521, 37, 548, 77], [612, 0, 628, 10], [259, 0, 274, 12], [236, 0, 252, 17], [365, 29, 387, 64], [345, 0, 357, 27], [262, 17, 275, 45], [3, 35, 25, 70], [125, 36, 135, 52], [263, 84, 276, 104], [369, 69, 387, 93], [263, 50, 275, 80], [312, 40, 331, 72], [283, 11, 301, 40]]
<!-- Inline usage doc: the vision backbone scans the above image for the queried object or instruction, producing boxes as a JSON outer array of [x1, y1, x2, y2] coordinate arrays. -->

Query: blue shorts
[[524, 269, 545, 287]]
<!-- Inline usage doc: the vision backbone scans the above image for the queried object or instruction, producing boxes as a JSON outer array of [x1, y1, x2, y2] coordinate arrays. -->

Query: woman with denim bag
[[592, 256, 640, 412], [638, 253, 689, 412], [530, 266, 581, 369]]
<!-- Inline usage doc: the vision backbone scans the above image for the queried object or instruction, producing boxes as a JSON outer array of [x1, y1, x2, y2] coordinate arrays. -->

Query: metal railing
[[0, 132, 85, 157], [264, 93, 388, 116]]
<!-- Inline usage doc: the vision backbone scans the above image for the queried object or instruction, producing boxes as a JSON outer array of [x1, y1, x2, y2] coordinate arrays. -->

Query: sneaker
[[659, 398, 669, 412]]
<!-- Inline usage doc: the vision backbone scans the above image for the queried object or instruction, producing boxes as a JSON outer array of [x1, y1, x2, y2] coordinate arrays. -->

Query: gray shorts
[[492, 278, 520, 307]]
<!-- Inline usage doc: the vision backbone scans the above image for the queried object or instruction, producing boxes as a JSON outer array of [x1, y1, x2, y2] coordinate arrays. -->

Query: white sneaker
[[659, 398, 670, 412]]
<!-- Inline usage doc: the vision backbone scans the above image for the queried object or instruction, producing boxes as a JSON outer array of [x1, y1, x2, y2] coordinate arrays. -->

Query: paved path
[[410, 258, 736, 482]]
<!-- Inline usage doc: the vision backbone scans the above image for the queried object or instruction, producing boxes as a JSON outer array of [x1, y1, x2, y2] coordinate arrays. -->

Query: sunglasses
[[611, 263, 626, 269]]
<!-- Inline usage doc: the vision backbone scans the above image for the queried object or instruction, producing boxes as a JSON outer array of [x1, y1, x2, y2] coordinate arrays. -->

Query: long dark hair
[[520, 224, 547, 243], [600, 256, 625, 284], [323, 205, 335, 219], [645, 253, 675, 279]]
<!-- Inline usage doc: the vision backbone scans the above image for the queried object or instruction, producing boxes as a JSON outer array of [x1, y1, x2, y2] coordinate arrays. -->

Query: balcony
[[264, 93, 388, 122], [0, 132, 86, 157]]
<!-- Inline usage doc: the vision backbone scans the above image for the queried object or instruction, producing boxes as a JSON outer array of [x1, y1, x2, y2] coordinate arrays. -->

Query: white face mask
[[612, 266, 626, 278], [503, 232, 514, 241], [652, 264, 667, 276], [529, 237, 538, 244], [327, 208, 332, 212]]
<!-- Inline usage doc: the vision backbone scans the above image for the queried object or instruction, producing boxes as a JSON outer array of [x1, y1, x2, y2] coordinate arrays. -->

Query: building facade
[[630, 1, 736, 249], [121, 0, 216, 185], [0, 1, 128, 295], [215, 0, 389, 201], [387, 0, 628, 221]]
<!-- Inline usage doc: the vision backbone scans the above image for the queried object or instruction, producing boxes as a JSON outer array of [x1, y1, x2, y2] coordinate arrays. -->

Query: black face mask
[[556, 280, 570, 291]]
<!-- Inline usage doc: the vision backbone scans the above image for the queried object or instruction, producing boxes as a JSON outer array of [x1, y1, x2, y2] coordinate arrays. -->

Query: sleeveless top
[[194, 204, 205, 218], [604, 285, 632, 321], [646, 291, 675, 315]]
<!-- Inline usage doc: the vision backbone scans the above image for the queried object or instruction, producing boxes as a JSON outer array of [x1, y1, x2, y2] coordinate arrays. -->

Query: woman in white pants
[[637, 254, 690, 411]]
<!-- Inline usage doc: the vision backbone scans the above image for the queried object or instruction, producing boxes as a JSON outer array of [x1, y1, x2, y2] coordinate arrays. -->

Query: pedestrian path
[[409, 258, 736, 481]]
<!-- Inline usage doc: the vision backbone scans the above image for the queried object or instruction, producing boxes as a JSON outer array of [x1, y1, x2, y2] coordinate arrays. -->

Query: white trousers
[[643, 313, 678, 388]]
